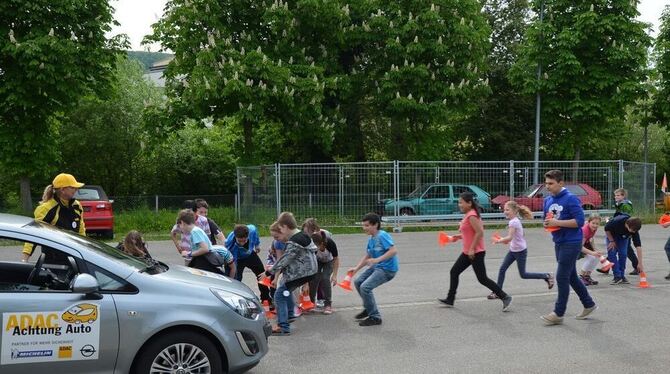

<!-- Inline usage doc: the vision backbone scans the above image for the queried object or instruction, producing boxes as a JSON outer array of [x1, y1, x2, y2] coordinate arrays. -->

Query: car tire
[[132, 330, 224, 374], [399, 208, 414, 216]]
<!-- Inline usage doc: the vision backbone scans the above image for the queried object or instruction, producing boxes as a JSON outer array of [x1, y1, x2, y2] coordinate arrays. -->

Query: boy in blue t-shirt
[[176, 209, 225, 275], [348, 212, 398, 327], [226, 224, 271, 302]]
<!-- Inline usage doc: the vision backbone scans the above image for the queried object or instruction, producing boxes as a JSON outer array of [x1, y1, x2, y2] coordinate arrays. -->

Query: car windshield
[[406, 185, 430, 199], [521, 184, 541, 197], [28, 221, 150, 271]]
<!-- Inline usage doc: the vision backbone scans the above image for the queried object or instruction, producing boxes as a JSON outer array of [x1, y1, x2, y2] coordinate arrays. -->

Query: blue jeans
[[606, 237, 630, 278], [497, 249, 549, 288], [274, 275, 314, 332], [354, 267, 396, 320], [665, 236, 670, 264], [554, 242, 595, 317]]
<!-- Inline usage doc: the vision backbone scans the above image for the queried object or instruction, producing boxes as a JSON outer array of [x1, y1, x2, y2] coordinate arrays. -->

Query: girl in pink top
[[489, 201, 554, 299], [438, 192, 512, 311], [579, 215, 603, 286]]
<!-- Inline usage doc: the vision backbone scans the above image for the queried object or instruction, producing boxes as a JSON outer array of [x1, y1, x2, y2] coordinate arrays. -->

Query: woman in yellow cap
[[21, 173, 86, 262]]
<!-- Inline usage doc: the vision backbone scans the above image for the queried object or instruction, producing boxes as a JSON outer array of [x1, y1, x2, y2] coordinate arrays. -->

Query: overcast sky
[[110, 0, 669, 51]]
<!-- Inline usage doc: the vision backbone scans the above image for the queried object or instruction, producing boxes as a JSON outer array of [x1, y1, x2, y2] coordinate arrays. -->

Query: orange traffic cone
[[659, 213, 670, 225], [491, 232, 502, 244], [438, 231, 456, 246], [262, 300, 276, 319], [339, 270, 354, 291], [258, 276, 273, 288], [299, 291, 315, 311], [598, 256, 614, 272], [638, 272, 650, 288], [544, 212, 560, 232]]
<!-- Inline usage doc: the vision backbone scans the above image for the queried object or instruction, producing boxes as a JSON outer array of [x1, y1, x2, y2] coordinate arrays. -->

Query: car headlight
[[210, 288, 261, 320]]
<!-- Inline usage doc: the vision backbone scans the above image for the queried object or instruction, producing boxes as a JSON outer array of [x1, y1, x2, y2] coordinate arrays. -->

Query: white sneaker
[[575, 305, 598, 320], [541, 312, 564, 325]]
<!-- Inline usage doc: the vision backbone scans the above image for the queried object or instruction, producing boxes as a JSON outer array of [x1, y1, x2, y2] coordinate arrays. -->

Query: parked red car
[[491, 183, 603, 212], [74, 185, 114, 239]]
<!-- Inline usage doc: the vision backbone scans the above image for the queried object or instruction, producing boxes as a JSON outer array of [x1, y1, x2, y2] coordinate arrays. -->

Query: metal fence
[[237, 160, 657, 227], [108, 194, 237, 212]]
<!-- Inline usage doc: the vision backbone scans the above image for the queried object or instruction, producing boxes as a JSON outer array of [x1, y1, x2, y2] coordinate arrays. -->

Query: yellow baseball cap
[[52, 173, 84, 189]]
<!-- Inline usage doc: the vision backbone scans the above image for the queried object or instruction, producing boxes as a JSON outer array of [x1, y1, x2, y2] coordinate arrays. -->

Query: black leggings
[[189, 256, 225, 275], [447, 252, 507, 301], [235, 252, 271, 301]]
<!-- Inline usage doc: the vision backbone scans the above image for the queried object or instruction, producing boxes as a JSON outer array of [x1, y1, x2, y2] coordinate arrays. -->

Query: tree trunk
[[20, 176, 33, 214], [572, 143, 581, 182]]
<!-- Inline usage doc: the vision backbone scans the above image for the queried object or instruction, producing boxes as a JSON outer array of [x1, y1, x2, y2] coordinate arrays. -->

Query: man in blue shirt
[[541, 170, 596, 325], [225, 224, 270, 302]]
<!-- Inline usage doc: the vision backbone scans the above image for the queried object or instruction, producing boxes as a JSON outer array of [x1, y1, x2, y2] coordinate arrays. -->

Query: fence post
[[435, 166, 439, 183], [275, 163, 281, 217], [235, 194, 240, 221], [154, 195, 158, 214], [394, 160, 400, 230], [338, 165, 344, 220], [509, 160, 514, 199], [618, 160, 624, 189], [236, 168, 241, 220], [652, 163, 657, 212]]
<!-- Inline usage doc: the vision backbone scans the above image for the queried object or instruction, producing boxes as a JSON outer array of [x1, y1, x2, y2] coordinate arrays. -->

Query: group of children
[[114, 176, 668, 334]]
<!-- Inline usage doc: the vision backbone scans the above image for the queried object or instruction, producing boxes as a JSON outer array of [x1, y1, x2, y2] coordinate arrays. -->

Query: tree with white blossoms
[[148, 0, 349, 164], [0, 1, 123, 211], [346, 0, 491, 160], [510, 0, 652, 161]]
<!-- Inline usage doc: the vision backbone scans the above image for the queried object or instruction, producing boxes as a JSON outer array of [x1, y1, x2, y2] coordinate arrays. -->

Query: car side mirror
[[71, 273, 101, 299], [109, 199, 114, 204]]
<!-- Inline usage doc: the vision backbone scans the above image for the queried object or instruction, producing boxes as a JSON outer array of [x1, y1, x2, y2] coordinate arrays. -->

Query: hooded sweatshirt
[[543, 187, 585, 244], [268, 231, 317, 282]]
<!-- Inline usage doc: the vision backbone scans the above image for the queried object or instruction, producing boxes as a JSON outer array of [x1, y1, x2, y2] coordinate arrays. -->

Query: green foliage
[[143, 121, 238, 195], [126, 51, 174, 71], [457, 0, 535, 160], [510, 0, 652, 159], [0, 0, 125, 208], [653, 5, 670, 126], [58, 56, 165, 196]]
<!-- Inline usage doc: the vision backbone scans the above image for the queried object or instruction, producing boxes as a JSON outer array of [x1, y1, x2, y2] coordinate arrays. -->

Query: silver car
[[0, 213, 270, 373]]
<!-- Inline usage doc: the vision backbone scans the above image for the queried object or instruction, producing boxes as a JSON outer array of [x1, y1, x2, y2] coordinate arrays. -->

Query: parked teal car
[[380, 183, 492, 216]]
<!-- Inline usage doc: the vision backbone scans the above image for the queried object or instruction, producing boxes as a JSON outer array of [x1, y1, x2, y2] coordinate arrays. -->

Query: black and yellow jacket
[[22, 198, 86, 256]]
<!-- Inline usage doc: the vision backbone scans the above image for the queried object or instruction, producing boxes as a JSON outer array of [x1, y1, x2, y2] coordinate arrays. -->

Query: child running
[[662, 214, 670, 280], [578, 215, 603, 286], [489, 201, 553, 299], [349, 212, 398, 326], [438, 192, 512, 311]]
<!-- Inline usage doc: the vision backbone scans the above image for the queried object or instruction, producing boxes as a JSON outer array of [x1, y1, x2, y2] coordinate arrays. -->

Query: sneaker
[[621, 277, 630, 284], [629, 269, 639, 276], [502, 296, 513, 312], [541, 312, 564, 325], [271, 327, 291, 336], [575, 305, 598, 320], [665, 273, 670, 280], [586, 276, 599, 286], [610, 277, 623, 285], [354, 310, 368, 320], [437, 297, 454, 308], [487, 292, 499, 300], [323, 306, 333, 315], [316, 299, 325, 308], [545, 273, 555, 289], [358, 317, 382, 326], [596, 268, 610, 275]]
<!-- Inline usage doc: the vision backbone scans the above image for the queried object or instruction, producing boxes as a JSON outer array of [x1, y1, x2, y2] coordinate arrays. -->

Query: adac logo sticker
[[2, 303, 101, 365]]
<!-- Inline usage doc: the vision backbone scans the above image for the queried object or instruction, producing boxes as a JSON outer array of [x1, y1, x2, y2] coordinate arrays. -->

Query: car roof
[[0, 213, 32, 229]]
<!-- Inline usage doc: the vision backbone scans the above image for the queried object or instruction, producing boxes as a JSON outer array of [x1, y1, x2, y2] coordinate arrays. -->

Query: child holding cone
[[579, 215, 605, 286], [258, 213, 317, 336], [438, 192, 512, 311], [662, 213, 670, 280], [489, 201, 554, 299], [349, 212, 398, 327]]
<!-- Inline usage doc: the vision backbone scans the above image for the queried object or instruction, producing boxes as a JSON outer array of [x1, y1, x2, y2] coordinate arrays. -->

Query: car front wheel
[[132, 330, 224, 374], [399, 208, 415, 216]]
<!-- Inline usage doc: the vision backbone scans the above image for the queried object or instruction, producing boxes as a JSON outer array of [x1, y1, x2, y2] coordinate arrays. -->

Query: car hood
[[152, 264, 257, 299]]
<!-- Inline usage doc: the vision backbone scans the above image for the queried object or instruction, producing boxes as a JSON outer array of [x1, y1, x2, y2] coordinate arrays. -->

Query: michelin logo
[[11, 349, 53, 359]]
